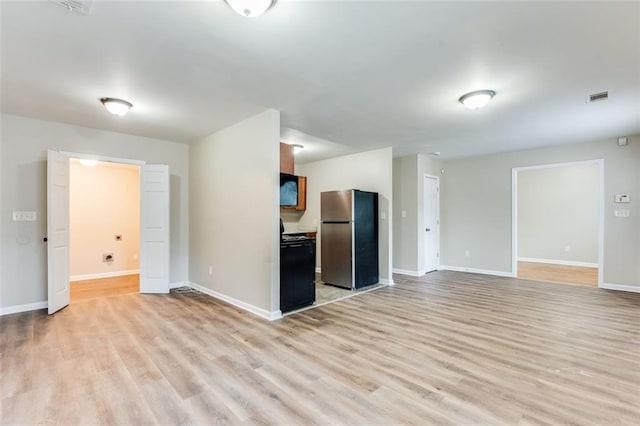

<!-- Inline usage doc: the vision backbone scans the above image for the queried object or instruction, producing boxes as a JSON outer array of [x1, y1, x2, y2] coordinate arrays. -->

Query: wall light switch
[[402, 210, 407, 218], [614, 194, 630, 203], [614, 209, 630, 218], [380, 211, 386, 220]]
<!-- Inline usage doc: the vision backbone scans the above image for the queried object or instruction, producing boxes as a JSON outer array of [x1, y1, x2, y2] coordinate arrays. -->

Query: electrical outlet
[[402, 210, 407, 218], [12, 211, 37, 221], [208, 265, 213, 275], [464, 250, 470, 257], [564, 245, 571, 252], [103, 253, 114, 262]]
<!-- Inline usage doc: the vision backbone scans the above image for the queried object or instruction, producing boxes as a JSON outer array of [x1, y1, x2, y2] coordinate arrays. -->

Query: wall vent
[[49, 0, 93, 15], [587, 91, 609, 103]]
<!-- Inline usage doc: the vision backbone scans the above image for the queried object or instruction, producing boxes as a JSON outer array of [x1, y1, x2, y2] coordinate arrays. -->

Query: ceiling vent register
[[49, 0, 93, 15], [587, 91, 609, 103]]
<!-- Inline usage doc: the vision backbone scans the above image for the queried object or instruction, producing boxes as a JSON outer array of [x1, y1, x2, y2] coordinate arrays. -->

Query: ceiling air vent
[[49, 0, 93, 15], [587, 91, 609, 103]]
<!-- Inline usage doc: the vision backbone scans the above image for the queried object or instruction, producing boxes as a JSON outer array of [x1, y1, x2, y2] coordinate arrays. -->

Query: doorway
[[69, 158, 140, 302], [47, 150, 171, 314], [423, 175, 440, 273], [512, 160, 604, 287]]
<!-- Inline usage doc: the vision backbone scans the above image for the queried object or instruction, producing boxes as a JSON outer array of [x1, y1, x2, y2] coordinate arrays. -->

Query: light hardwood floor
[[1, 271, 639, 424], [70, 274, 139, 302], [518, 261, 598, 287]]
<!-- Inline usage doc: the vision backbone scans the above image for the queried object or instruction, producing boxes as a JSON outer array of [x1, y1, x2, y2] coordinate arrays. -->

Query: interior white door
[[423, 176, 439, 273], [47, 150, 70, 314], [140, 164, 170, 293]]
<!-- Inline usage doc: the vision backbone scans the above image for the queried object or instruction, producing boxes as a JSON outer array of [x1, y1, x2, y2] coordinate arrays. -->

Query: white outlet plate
[[12, 211, 37, 221], [614, 209, 630, 218]]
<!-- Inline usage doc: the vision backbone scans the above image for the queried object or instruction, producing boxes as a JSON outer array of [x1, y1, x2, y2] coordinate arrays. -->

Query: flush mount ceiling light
[[224, 0, 276, 18], [291, 144, 304, 155], [79, 159, 98, 167], [459, 90, 496, 110], [100, 97, 133, 116]]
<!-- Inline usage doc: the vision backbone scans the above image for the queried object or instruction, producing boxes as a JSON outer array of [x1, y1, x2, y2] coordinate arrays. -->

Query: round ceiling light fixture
[[291, 144, 304, 155], [100, 97, 133, 116], [224, 0, 276, 18], [458, 90, 496, 110]]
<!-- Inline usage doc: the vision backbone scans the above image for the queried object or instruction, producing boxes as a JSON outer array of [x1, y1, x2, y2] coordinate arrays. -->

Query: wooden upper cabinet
[[280, 143, 294, 174], [296, 176, 307, 211]]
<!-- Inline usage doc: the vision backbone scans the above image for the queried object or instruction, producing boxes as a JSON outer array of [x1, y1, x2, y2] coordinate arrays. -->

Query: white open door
[[423, 175, 440, 273], [47, 150, 70, 314], [140, 164, 170, 293]]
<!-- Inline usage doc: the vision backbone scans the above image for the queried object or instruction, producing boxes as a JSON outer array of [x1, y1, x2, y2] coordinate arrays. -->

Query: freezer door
[[321, 222, 353, 289], [354, 190, 379, 288], [321, 190, 353, 222]]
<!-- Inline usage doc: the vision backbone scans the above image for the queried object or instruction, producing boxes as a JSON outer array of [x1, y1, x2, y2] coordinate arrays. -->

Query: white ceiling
[[1, 1, 639, 160]]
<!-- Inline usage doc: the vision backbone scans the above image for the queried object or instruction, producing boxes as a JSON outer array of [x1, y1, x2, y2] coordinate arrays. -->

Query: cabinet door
[[280, 143, 294, 174], [295, 176, 307, 211]]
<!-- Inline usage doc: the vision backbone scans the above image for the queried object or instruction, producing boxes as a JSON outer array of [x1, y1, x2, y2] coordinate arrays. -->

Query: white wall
[[296, 147, 393, 283], [0, 114, 189, 309], [69, 160, 140, 278], [518, 163, 599, 264], [189, 109, 281, 316], [441, 135, 639, 287], [393, 155, 418, 272]]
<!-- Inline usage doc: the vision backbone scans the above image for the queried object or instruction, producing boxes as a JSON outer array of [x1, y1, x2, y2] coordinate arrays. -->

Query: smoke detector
[[49, 0, 93, 15], [586, 91, 609, 103]]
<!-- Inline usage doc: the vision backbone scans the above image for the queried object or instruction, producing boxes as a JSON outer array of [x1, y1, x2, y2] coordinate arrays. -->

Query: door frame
[[60, 151, 147, 294], [422, 174, 440, 274], [511, 159, 605, 287]]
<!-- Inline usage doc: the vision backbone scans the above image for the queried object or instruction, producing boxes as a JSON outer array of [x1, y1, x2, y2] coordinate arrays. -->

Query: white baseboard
[[70, 269, 140, 282], [600, 283, 640, 293], [392, 268, 424, 277], [439, 265, 514, 278], [517, 257, 598, 268], [0, 301, 48, 316], [188, 282, 283, 321]]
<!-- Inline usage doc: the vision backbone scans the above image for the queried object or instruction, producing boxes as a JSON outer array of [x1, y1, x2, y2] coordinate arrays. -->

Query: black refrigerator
[[321, 190, 379, 289]]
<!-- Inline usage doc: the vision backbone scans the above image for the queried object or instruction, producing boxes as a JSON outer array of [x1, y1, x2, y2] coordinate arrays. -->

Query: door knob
[[426, 228, 431, 232]]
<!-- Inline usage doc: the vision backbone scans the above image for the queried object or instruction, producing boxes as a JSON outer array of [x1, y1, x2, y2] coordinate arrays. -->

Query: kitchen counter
[[282, 227, 317, 235]]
